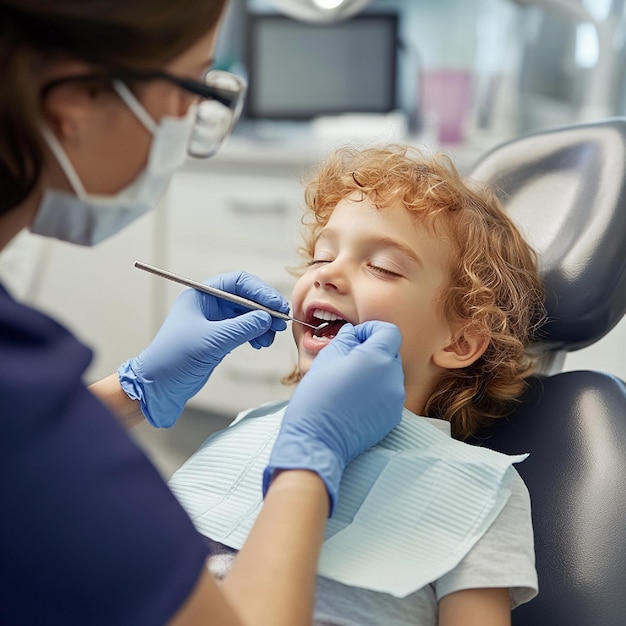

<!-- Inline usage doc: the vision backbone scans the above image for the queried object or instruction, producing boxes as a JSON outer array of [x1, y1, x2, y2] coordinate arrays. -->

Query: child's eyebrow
[[372, 236, 423, 267], [317, 229, 422, 267]]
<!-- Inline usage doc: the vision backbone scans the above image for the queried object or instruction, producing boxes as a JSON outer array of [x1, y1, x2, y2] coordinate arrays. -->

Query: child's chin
[[298, 357, 313, 377]]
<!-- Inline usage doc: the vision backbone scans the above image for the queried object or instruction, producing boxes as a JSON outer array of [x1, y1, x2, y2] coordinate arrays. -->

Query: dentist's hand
[[263, 321, 405, 516], [118, 272, 289, 428]]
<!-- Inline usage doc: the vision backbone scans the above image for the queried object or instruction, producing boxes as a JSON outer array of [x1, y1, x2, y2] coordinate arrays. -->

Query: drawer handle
[[227, 197, 289, 215]]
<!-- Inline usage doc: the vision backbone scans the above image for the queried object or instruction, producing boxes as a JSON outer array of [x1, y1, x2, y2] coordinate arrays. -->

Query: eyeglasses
[[41, 68, 247, 158]]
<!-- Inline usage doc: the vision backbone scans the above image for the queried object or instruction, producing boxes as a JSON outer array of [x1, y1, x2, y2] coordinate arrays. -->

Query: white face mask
[[31, 81, 196, 246]]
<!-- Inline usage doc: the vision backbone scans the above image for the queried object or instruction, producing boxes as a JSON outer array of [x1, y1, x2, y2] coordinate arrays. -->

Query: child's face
[[291, 194, 457, 414]]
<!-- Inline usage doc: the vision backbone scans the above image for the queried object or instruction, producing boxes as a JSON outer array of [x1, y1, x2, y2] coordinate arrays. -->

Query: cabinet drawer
[[164, 241, 299, 308], [167, 171, 304, 250]]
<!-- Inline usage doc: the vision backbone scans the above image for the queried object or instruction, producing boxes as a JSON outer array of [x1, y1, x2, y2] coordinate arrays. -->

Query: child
[[168, 145, 546, 625]]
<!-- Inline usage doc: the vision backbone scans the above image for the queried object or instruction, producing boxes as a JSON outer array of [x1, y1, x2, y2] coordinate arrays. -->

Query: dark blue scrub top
[[0, 282, 209, 625]]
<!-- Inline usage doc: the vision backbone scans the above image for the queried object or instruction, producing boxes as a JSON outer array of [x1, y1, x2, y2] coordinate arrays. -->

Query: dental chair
[[467, 118, 626, 626]]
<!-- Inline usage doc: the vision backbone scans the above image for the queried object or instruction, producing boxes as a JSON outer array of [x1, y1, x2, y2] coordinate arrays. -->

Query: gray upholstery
[[467, 118, 626, 626], [470, 118, 626, 353]]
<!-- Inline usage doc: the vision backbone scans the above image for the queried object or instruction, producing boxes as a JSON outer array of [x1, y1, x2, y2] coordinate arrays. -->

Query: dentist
[[0, 1, 405, 624]]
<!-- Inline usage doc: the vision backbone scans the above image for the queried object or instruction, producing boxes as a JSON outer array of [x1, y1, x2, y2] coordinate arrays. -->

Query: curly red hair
[[285, 144, 546, 439]]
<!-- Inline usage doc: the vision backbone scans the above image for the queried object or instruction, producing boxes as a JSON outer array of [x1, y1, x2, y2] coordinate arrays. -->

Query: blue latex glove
[[118, 272, 289, 428], [263, 321, 405, 516]]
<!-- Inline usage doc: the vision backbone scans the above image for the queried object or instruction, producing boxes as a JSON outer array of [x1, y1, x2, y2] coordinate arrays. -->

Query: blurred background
[[2, 0, 626, 478]]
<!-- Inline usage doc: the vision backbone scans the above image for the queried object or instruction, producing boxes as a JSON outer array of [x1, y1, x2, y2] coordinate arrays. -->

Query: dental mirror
[[135, 261, 330, 335]]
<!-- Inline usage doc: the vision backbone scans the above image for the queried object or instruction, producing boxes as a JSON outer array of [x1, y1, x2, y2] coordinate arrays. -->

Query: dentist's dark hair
[[0, 0, 227, 215]]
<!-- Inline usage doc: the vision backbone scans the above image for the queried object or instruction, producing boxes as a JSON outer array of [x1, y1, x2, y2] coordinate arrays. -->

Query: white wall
[[563, 315, 626, 380]]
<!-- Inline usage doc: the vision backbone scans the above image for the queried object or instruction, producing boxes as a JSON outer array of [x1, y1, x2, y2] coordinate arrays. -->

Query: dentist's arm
[[172, 469, 329, 626], [89, 373, 145, 428]]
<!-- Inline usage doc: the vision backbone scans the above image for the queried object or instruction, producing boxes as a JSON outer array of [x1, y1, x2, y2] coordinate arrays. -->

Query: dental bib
[[169, 401, 527, 598]]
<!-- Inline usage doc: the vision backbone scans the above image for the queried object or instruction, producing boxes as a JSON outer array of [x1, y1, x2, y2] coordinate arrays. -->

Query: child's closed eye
[[368, 264, 402, 278]]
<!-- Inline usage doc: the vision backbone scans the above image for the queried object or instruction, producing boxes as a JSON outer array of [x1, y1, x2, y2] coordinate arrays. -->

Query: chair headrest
[[469, 118, 626, 352]]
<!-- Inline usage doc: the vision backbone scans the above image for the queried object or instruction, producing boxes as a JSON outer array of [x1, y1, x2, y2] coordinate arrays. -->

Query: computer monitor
[[244, 13, 399, 120]]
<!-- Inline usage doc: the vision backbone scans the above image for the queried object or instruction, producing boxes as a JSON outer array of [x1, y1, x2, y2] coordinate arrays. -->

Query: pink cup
[[420, 69, 473, 145]]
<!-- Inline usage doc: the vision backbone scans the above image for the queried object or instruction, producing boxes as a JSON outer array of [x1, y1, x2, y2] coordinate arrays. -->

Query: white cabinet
[[158, 148, 314, 416]]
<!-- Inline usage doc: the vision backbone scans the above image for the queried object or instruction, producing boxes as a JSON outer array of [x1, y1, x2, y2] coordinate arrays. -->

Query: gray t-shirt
[[203, 418, 538, 626]]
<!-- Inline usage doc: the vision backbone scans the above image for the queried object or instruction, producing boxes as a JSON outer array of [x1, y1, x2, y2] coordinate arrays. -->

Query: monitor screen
[[244, 13, 398, 120]]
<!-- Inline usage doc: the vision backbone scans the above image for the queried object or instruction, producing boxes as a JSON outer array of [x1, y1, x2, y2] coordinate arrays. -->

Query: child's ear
[[433, 325, 489, 370]]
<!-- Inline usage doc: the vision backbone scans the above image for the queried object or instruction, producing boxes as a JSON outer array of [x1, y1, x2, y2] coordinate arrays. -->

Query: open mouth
[[309, 308, 349, 339]]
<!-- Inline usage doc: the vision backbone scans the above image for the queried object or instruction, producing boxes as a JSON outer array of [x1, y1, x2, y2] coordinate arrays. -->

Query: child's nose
[[314, 260, 348, 291]]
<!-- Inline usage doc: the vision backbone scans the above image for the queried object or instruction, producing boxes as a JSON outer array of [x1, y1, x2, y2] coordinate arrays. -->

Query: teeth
[[311, 333, 328, 342], [312, 309, 344, 322]]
